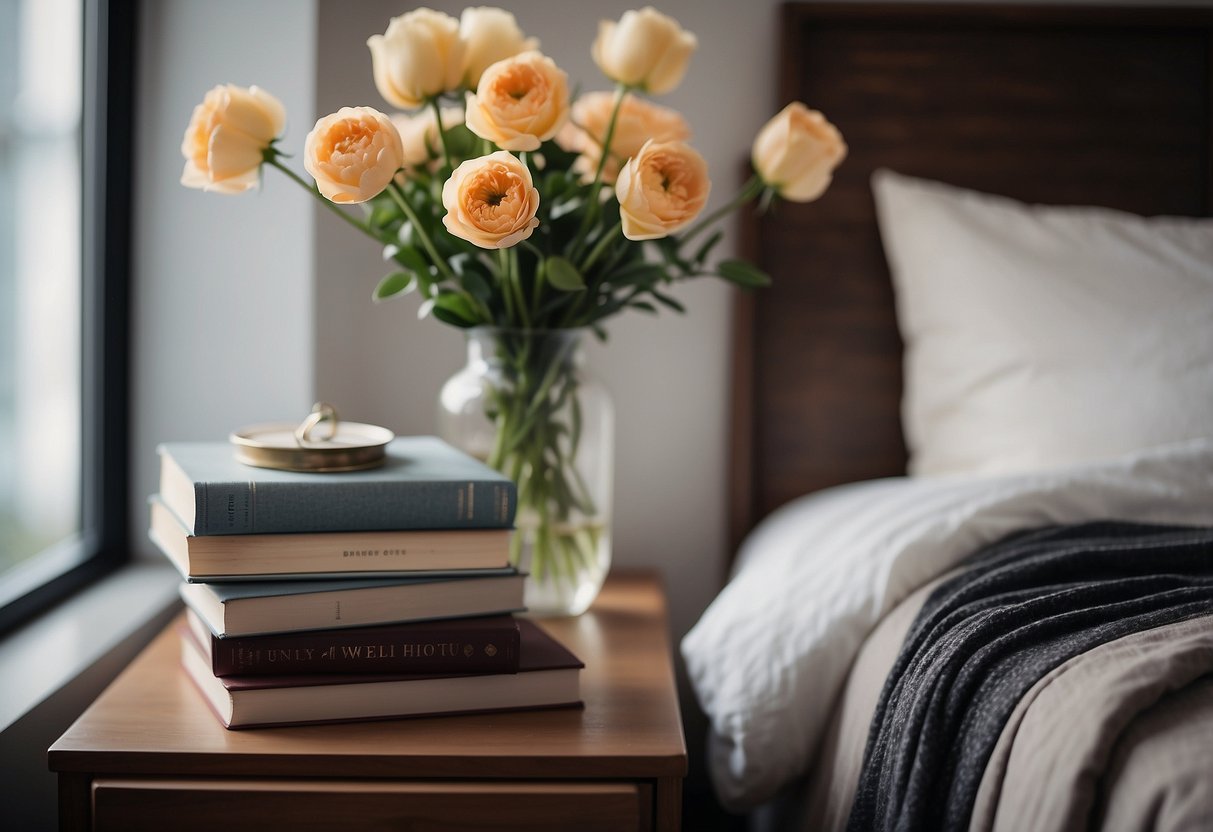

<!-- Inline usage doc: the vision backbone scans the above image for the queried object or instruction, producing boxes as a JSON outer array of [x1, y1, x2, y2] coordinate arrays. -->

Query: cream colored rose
[[555, 91, 690, 184], [460, 7, 539, 89], [465, 51, 569, 152], [368, 8, 464, 110], [391, 106, 465, 171], [592, 7, 696, 95], [751, 102, 847, 202], [615, 139, 710, 240], [180, 84, 285, 194], [304, 107, 405, 204], [442, 151, 540, 248]]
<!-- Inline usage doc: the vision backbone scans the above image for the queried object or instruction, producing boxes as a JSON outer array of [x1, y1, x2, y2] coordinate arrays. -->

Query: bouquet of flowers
[[181, 5, 845, 613]]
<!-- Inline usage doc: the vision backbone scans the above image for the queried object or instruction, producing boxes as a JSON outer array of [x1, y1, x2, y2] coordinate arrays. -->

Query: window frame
[[0, 0, 135, 635]]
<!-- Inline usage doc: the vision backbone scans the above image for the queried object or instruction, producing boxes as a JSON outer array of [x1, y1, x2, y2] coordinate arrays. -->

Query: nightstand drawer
[[91, 778, 648, 831]]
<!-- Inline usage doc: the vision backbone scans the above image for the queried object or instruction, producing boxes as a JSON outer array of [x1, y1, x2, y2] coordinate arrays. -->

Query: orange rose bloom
[[615, 139, 710, 241], [442, 151, 540, 249], [304, 107, 404, 204], [465, 51, 570, 152], [556, 91, 690, 184]]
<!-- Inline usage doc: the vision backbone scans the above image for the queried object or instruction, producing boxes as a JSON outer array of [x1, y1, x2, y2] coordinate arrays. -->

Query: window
[[0, 0, 133, 633]]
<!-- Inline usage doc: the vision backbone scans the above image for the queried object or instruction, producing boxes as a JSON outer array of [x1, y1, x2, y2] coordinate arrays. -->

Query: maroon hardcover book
[[187, 610, 521, 677], [179, 619, 584, 729]]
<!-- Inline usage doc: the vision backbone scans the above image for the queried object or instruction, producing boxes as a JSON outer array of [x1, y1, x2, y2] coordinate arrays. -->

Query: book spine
[[198, 481, 252, 535], [198, 479, 516, 535], [209, 623, 521, 677]]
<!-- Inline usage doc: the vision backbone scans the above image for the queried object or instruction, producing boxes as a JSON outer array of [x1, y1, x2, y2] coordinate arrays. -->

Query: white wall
[[131, 0, 318, 551], [312, 0, 787, 646]]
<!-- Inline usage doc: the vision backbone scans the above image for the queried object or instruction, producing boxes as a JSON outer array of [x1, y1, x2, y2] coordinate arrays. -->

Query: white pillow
[[872, 169, 1213, 477]]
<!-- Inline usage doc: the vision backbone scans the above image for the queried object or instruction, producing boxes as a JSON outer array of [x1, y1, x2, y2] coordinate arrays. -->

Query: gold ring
[[295, 402, 339, 447]]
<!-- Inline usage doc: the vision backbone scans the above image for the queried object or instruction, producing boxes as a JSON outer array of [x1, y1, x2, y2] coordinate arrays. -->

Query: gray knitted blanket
[[845, 522, 1213, 832]]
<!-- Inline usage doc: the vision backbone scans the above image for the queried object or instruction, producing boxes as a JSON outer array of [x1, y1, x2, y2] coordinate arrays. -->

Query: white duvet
[[680, 439, 1213, 809]]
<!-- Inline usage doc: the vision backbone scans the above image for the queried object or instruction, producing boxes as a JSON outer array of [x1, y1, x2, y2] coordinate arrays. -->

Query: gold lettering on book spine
[[497, 485, 509, 524], [468, 482, 475, 520]]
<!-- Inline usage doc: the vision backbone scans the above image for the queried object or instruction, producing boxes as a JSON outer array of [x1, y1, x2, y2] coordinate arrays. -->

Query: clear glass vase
[[438, 327, 613, 616]]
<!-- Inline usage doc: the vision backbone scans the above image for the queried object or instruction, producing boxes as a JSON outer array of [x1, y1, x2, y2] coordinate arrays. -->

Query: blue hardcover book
[[159, 436, 516, 535]]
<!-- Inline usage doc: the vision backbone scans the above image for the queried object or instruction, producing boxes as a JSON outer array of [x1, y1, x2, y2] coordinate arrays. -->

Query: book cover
[[178, 571, 526, 638], [150, 497, 511, 580], [180, 619, 583, 729], [185, 609, 521, 677], [159, 436, 516, 536]]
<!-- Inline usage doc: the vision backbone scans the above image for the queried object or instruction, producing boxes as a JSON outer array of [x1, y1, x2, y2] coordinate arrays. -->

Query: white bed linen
[[872, 169, 1213, 477], [681, 438, 1213, 809]]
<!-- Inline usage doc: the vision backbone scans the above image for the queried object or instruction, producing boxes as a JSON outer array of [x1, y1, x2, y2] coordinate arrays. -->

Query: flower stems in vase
[[481, 329, 605, 595]]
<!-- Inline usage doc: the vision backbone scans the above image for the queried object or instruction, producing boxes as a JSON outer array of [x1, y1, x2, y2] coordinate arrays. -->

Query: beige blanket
[[797, 588, 1213, 832]]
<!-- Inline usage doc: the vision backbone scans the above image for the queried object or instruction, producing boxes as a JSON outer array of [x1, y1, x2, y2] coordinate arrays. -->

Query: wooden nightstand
[[49, 570, 686, 831]]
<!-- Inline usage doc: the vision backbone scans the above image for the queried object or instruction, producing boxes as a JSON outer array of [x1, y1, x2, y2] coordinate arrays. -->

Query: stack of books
[[149, 436, 583, 729]]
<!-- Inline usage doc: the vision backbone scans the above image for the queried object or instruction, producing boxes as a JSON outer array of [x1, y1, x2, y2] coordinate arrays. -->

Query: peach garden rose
[[304, 107, 404, 204], [556, 91, 690, 184], [368, 8, 465, 110], [615, 139, 710, 241], [441, 150, 540, 248], [465, 51, 569, 152], [459, 6, 538, 88], [180, 84, 284, 194], [752, 102, 847, 203], [592, 6, 697, 95]]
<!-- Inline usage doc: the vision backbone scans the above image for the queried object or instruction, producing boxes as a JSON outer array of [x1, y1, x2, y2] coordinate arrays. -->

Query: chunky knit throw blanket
[[846, 522, 1213, 832]]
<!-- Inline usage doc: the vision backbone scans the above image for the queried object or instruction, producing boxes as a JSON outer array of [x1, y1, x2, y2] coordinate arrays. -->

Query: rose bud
[[751, 102, 847, 203]]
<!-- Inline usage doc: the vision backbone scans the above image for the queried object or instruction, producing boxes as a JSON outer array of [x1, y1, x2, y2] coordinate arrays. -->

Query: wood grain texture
[[56, 772, 90, 832], [49, 571, 685, 781], [730, 2, 1213, 551], [91, 779, 645, 832], [51, 572, 685, 830]]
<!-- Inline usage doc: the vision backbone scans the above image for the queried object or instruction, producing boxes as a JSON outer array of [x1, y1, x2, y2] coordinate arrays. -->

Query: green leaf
[[431, 291, 480, 327], [717, 258, 772, 289], [392, 244, 430, 275], [373, 271, 415, 303], [367, 203, 399, 230], [546, 256, 585, 291], [629, 301, 658, 314], [606, 262, 667, 288], [651, 289, 686, 313], [692, 230, 724, 266], [459, 269, 493, 303]]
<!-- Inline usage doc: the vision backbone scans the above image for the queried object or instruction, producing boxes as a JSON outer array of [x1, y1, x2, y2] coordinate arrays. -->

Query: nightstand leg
[[655, 776, 682, 831], [58, 772, 91, 831]]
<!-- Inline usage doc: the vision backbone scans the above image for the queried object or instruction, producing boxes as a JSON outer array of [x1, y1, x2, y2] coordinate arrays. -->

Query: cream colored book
[[179, 572, 525, 638], [149, 497, 512, 580]]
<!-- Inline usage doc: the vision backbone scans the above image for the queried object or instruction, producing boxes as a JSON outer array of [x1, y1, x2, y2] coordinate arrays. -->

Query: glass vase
[[438, 327, 613, 616]]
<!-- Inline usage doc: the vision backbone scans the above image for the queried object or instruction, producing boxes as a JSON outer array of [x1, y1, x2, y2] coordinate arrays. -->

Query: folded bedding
[[848, 522, 1213, 832], [681, 438, 1213, 809]]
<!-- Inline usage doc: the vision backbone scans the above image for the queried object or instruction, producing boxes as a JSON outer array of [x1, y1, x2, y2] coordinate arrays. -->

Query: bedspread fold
[[845, 522, 1213, 832]]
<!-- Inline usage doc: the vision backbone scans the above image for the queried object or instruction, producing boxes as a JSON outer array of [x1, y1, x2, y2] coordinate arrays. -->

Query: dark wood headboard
[[730, 2, 1213, 551]]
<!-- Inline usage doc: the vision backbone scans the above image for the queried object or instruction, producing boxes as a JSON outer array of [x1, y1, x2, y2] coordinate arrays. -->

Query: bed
[[683, 4, 1213, 830]]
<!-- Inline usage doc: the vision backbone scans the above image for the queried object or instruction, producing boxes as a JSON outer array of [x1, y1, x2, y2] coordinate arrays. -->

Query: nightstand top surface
[[49, 570, 687, 780]]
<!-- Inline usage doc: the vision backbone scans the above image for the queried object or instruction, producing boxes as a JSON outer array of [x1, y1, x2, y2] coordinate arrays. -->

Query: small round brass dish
[[230, 402, 394, 472]]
